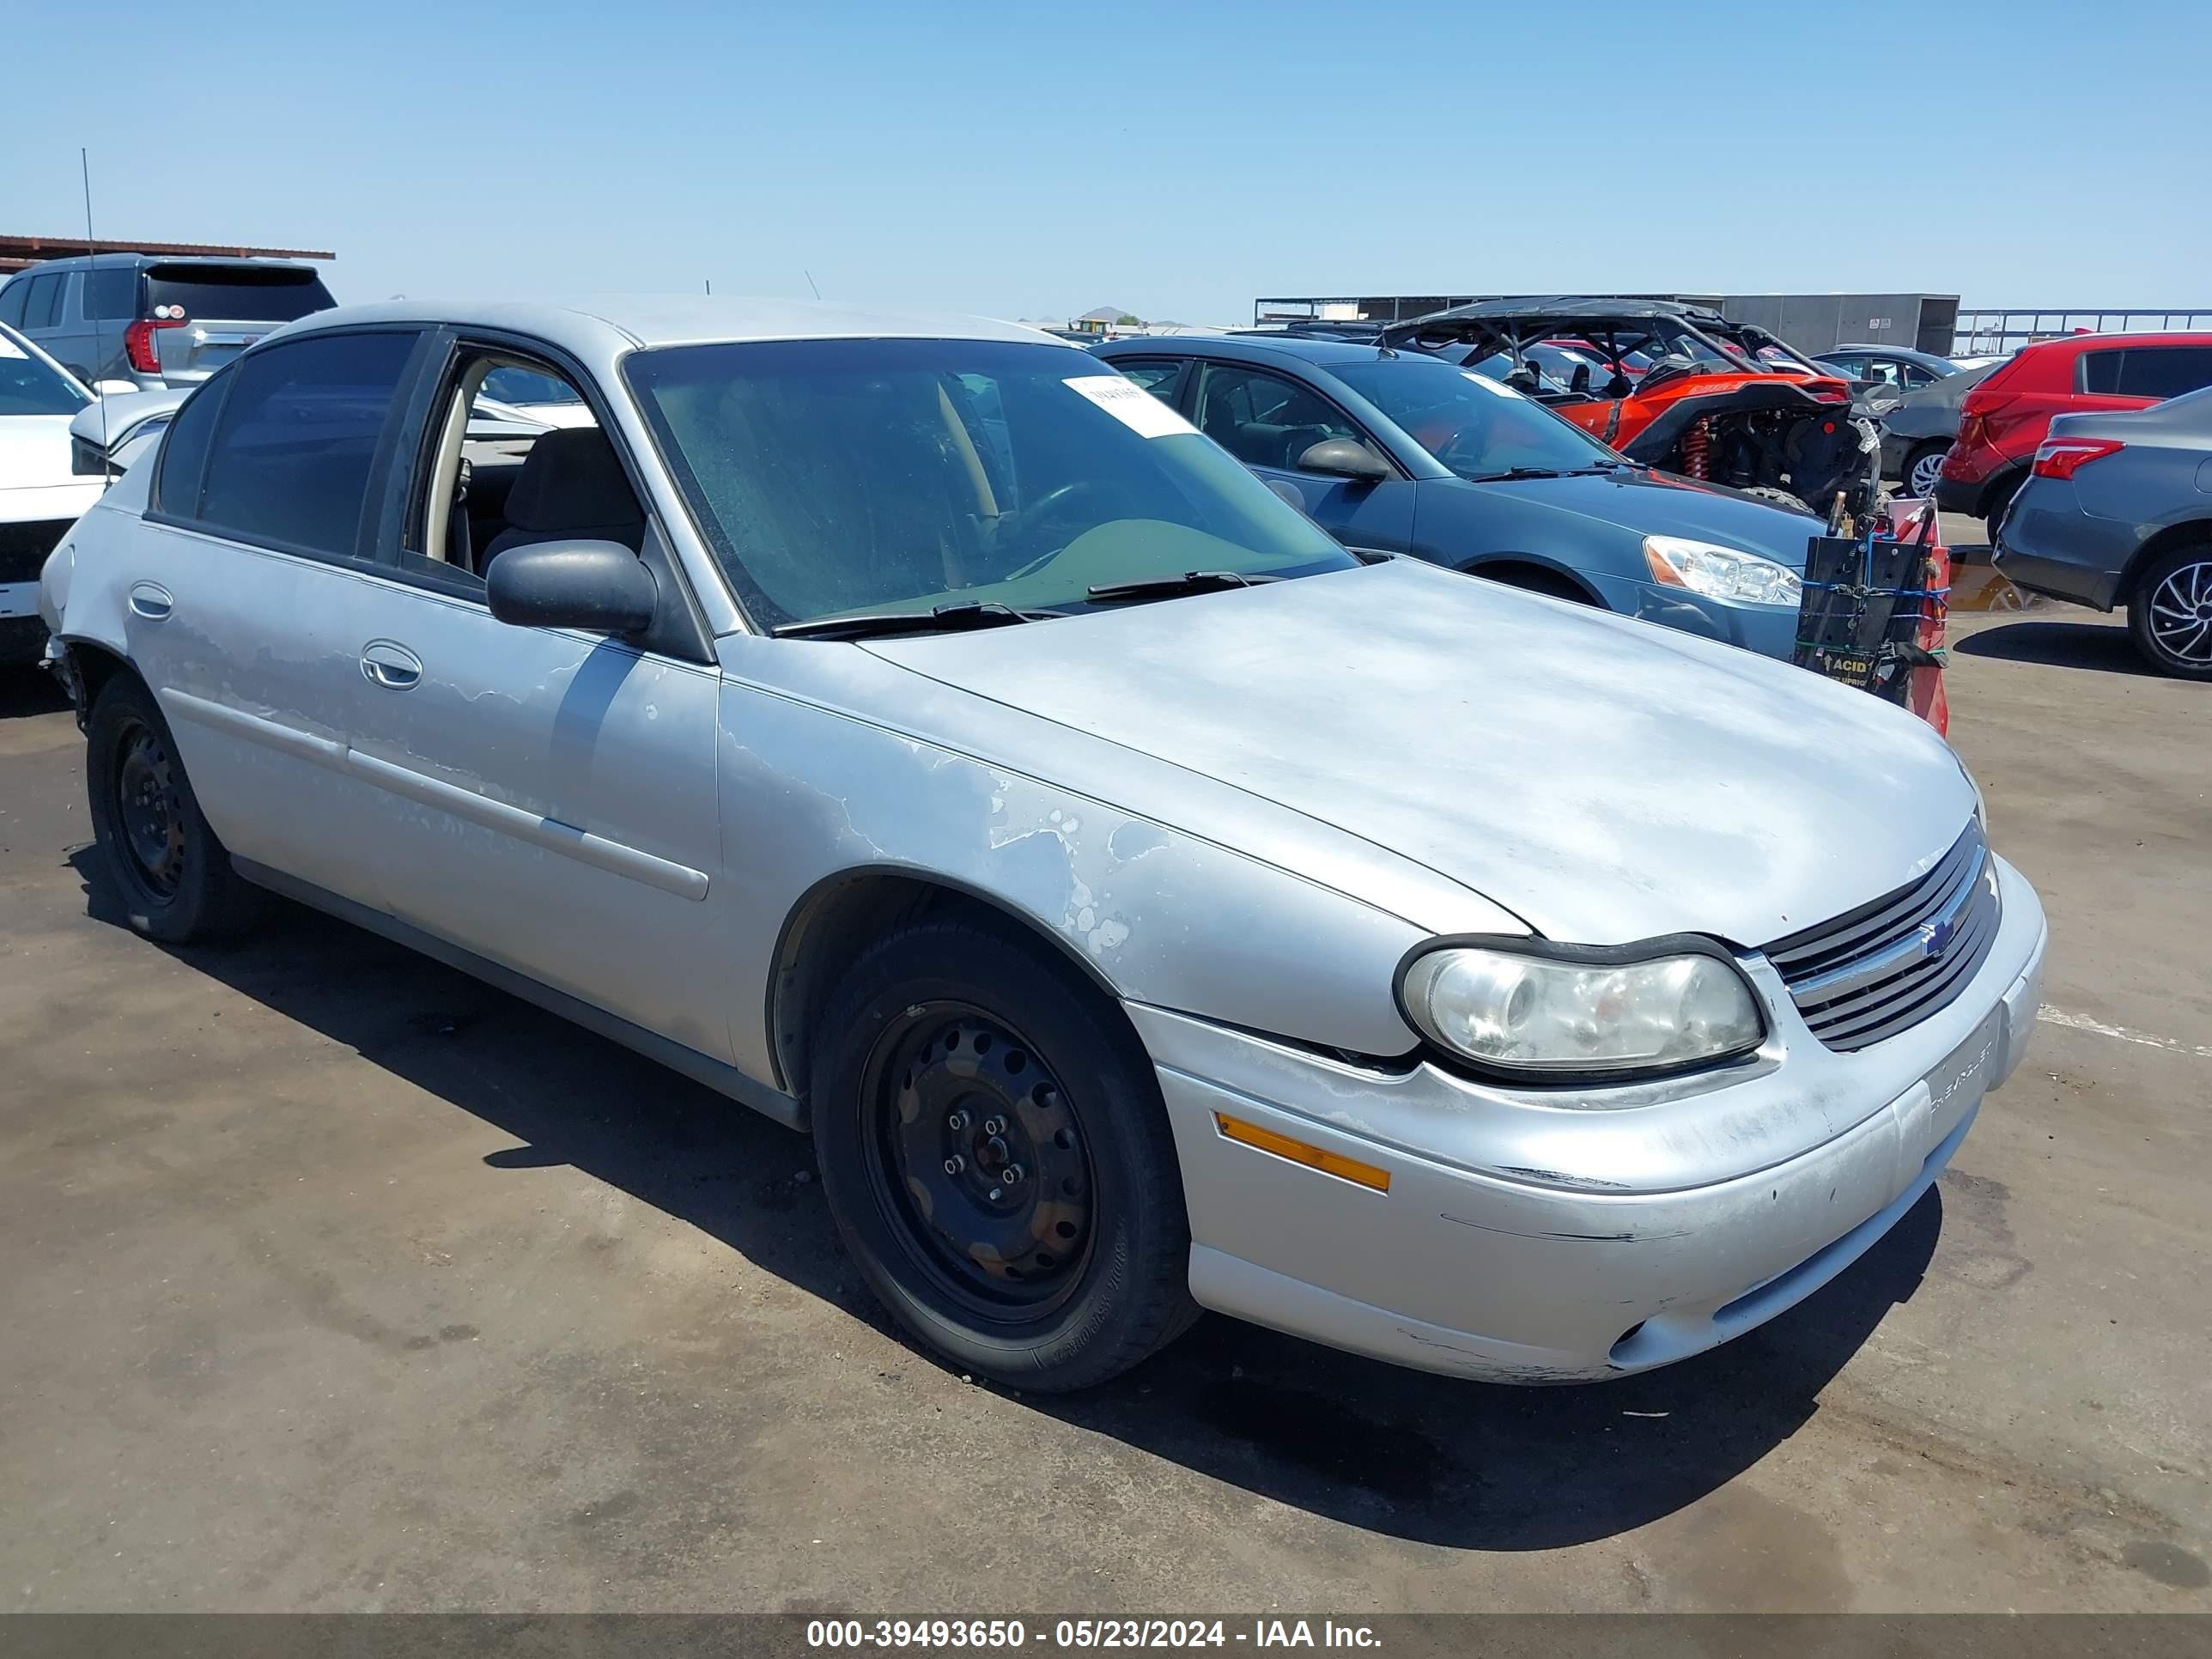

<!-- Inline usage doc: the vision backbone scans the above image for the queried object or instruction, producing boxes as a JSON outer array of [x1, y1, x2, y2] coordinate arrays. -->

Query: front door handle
[[127, 581, 173, 621], [360, 640, 423, 691]]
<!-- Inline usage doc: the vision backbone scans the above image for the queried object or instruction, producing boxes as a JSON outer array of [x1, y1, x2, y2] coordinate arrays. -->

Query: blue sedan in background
[[1092, 333, 1821, 660]]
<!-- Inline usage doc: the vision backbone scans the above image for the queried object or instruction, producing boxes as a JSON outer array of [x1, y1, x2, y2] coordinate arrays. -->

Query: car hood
[[865, 558, 1972, 947], [1451, 468, 1819, 567], [0, 416, 87, 495]]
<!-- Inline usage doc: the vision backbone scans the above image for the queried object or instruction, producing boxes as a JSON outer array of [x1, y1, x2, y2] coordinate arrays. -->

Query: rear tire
[[84, 675, 267, 944], [1904, 443, 1949, 501], [2126, 542, 2212, 681], [810, 913, 1199, 1391]]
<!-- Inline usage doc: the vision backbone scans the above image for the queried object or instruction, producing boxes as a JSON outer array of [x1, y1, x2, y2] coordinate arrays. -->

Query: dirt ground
[[2, 603, 2207, 1613]]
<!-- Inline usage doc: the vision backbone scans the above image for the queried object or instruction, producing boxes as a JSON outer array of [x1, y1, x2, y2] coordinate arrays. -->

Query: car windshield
[[625, 338, 1358, 629], [0, 327, 90, 415], [1331, 356, 1618, 478]]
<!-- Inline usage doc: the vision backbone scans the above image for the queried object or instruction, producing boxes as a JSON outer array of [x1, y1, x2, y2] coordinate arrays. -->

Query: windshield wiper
[[1086, 569, 1283, 603], [1462, 465, 1565, 483], [773, 601, 1062, 641]]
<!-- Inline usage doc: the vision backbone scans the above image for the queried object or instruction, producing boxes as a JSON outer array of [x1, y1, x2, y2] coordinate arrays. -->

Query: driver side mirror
[[1297, 436, 1392, 483], [486, 539, 657, 635], [92, 379, 140, 398]]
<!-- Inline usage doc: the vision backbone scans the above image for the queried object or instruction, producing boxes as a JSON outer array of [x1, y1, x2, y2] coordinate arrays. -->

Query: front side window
[[2114, 346, 2212, 401], [1112, 360, 1182, 399], [192, 331, 417, 557], [1331, 356, 1619, 479], [624, 338, 1354, 629], [1193, 363, 1365, 469], [0, 328, 92, 415], [481, 364, 586, 408]]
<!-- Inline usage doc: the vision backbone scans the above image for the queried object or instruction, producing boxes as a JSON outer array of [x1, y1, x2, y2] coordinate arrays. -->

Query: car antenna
[[805, 270, 823, 301], [80, 146, 111, 471]]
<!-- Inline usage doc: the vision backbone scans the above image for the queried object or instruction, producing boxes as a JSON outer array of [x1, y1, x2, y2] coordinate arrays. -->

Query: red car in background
[[1936, 332, 2212, 532]]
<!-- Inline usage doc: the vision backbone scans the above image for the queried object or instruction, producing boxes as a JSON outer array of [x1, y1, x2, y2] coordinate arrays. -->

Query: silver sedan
[[38, 297, 2047, 1390]]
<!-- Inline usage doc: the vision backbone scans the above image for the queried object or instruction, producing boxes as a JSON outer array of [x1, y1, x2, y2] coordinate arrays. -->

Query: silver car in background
[[1997, 386, 2212, 679], [38, 298, 2047, 1391], [0, 254, 336, 391]]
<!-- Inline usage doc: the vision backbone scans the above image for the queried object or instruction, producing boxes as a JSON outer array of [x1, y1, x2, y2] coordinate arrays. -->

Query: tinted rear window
[[143, 265, 335, 324]]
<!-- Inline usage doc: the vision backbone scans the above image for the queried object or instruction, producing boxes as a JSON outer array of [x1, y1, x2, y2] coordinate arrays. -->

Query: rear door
[[1188, 361, 1416, 550], [141, 263, 337, 384], [128, 326, 428, 911]]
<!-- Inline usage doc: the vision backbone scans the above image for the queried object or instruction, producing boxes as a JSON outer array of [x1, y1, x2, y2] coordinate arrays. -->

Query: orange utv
[[1382, 297, 1884, 516]]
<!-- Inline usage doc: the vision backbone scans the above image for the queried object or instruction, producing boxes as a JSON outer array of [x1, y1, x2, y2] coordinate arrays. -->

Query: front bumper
[[1585, 573, 1799, 662], [1933, 475, 1984, 516], [1133, 855, 2047, 1383]]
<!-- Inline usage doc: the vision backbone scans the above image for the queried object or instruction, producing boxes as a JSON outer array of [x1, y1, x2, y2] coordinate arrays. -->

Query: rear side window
[[83, 267, 137, 320], [0, 280, 27, 328], [153, 373, 232, 517], [143, 264, 336, 324], [2079, 349, 2123, 394], [191, 331, 418, 558], [22, 273, 65, 331]]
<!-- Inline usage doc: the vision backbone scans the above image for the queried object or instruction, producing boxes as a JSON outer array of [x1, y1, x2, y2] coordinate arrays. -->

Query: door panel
[[119, 525, 398, 912], [338, 581, 732, 1060], [1191, 361, 1418, 550]]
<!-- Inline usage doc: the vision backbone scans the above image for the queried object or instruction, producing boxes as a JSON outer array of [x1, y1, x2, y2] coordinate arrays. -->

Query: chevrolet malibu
[[38, 299, 2048, 1391]]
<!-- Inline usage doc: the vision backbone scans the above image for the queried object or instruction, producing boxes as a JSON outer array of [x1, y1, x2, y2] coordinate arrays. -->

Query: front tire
[[2126, 543, 2212, 680], [811, 913, 1198, 1391], [85, 674, 266, 943]]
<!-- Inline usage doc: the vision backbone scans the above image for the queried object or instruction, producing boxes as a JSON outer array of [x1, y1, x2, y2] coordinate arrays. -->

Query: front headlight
[[1644, 536, 1803, 607], [1398, 940, 1765, 1078]]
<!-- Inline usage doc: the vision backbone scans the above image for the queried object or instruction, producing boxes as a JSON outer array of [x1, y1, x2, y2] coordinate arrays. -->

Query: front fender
[[714, 678, 1465, 1079]]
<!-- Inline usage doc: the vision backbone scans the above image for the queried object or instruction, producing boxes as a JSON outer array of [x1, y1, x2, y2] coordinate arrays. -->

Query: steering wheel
[[996, 480, 1117, 580]]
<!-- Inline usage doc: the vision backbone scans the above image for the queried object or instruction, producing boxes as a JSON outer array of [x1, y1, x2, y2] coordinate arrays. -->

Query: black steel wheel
[[84, 673, 266, 943], [812, 912, 1198, 1390], [861, 1004, 1097, 1319]]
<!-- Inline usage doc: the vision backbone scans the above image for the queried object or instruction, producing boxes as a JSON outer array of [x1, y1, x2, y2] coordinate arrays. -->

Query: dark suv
[[0, 254, 335, 391]]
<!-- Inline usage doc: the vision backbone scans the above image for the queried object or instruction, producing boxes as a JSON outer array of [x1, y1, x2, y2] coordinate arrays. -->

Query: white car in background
[[1, 323, 105, 665]]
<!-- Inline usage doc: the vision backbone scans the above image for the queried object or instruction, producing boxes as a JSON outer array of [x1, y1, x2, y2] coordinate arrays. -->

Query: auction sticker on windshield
[[1066, 374, 1199, 439], [1462, 371, 1523, 399]]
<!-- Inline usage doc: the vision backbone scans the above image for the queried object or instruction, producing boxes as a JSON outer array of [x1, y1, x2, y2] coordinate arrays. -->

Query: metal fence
[[1952, 308, 2212, 356]]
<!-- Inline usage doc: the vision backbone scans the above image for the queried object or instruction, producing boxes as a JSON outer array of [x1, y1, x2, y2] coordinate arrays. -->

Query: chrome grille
[[1765, 822, 2002, 1052], [0, 519, 73, 587]]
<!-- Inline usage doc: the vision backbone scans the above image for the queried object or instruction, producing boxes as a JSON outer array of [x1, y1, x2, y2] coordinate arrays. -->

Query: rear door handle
[[360, 640, 423, 690], [127, 581, 173, 621]]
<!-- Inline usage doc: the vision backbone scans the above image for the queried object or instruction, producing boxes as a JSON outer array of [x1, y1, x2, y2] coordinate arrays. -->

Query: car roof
[[1098, 333, 1403, 368], [1399, 295, 1726, 328], [12, 252, 319, 273], [272, 295, 1075, 359], [2024, 331, 2212, 353]]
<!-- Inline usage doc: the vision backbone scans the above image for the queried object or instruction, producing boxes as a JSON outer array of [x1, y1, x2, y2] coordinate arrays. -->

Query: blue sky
[[5, 0, 2206, 325]]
